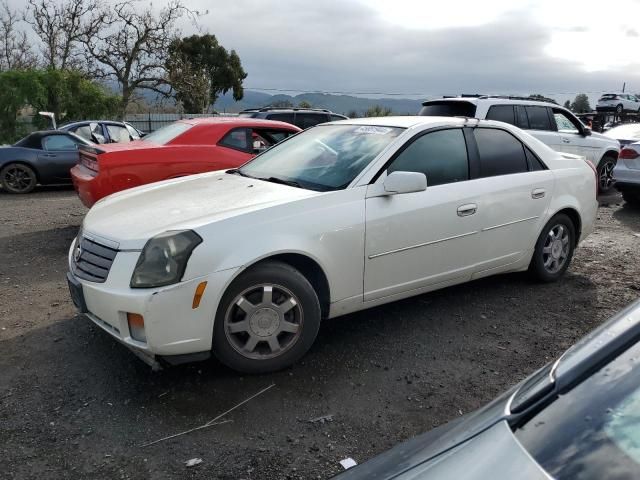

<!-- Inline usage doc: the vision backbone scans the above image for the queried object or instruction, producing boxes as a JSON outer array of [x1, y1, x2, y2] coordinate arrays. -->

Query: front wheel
[[529, 214, 576, 282], [212, 261, 321, 374], [597, 155, 617, 193], [1, 163, 37, 194]]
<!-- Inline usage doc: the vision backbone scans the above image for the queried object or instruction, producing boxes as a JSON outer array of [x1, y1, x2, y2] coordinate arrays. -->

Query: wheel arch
[[601, 150, 619, 163], [551, 207, 582, 245], [243, 253, 331, 320], [0, 159, 40, 182]]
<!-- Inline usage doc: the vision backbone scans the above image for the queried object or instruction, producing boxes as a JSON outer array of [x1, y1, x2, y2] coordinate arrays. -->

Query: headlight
[[130, 230, 202, 288]]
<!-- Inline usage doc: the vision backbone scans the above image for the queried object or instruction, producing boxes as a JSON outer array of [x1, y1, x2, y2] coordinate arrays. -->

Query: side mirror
[[383, 171, 427, 195], [582, 126, 592, 137]]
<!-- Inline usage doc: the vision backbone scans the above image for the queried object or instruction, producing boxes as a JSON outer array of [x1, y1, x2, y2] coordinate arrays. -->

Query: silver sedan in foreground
[[334, 299, 640, 479]]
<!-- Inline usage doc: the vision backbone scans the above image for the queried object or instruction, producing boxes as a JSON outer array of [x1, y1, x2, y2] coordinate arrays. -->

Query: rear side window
[[474, 128, 528, 177], [296, 113, 328, 129], [106, 124, 131, 143], [526, 148, 547, 171], [515, 106, 529, 129], [486, 105, 516, 125], [266, 113, 295, 124], [419, 101, 477, 117], [525, 106, 552, 131], [387, 129, 469, 187], [219, 128, 250, 152]]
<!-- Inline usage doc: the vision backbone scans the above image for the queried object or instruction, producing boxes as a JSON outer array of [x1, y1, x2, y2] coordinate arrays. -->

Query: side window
[[73, 125, 93, 141], [266, 113, 295, 125], [474, 128, 528, 177], [219, 128, 250, 152], [125, 124, 141, 140], [330, 114, 346, 121], [387, 129, 469, 187], [515, 106, 529, 129], [525, 148, 547, 171], [525, 106, 552, 131], [42, 135, 78, 151], [296, 113, 326, 129], [486, 105, 515, 125], [553, 110, 580, 134], [106, 124, 131, 143]]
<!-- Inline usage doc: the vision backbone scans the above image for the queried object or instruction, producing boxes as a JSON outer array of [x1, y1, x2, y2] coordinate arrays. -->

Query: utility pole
[[623, 82, 626, 93]]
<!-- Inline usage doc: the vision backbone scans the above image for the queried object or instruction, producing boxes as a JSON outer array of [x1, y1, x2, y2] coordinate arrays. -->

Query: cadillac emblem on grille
[[74, 240, 82, 262]]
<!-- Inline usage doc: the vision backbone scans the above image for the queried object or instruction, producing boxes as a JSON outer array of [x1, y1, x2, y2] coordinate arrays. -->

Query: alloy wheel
[[3, 164, 36, 193], [599, 159, 616, 191], [542, 224, 570, 274], [224, 283, 303, 360]]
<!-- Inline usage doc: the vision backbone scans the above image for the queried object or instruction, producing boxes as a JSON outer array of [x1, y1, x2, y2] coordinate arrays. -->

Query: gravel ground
[[1, 186, 639, 479]]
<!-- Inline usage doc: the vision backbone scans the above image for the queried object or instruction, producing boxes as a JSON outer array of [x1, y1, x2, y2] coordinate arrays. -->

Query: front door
[[364, 128, 481, 301]]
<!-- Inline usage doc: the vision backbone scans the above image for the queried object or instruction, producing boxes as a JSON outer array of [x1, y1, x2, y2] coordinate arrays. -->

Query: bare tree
[[0, 2, 37, 70], [25, 0, 107, 70], [83, 0, 194, 117]]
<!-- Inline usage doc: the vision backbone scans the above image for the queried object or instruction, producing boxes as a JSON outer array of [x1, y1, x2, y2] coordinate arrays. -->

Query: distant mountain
[[214, 91, 422, 116]]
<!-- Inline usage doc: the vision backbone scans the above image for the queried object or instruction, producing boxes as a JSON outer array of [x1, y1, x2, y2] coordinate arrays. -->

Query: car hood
[[82, 171, 320, 249]]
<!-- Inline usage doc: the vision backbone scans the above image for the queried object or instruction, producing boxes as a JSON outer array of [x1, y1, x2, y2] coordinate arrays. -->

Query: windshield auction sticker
[[354, 126, 393, 135]]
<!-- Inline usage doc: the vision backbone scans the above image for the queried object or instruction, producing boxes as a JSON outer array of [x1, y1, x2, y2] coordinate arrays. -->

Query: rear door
[[468, 127, 554, 274], [37, 134, 82, 181]]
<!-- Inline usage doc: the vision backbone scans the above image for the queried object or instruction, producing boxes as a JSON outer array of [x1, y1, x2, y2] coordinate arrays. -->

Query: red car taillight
[[620, 148, 639, 159]]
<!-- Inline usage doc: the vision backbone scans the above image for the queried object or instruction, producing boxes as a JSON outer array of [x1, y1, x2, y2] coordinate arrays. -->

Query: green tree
[[0, 69, 45, 143], [298, 100, 312, 108], [346, 109, 358, 118], [166, 33, 246, 113], [570, 94, 591, 113], [269, 99, 293, 108], [364, 104, 392, 117], [563, 100, 572, 110]]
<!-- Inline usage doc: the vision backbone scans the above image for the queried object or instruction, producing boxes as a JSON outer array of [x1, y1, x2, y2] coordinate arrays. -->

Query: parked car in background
[[67, 116, 597, 373], [0, 131, 92, 194], [603, 122, 640, 146], [239, 107, 348, 129], [335, 299, 640, 480], [419, 96, 620, 192], [596, 93, 640, 114], [70, 118, 300, 207], [614, 143, 640, 206], [59, 120, 145, 144]]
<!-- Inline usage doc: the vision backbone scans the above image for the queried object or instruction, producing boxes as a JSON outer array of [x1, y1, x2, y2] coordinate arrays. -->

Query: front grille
[[72, 236, 118, 283]]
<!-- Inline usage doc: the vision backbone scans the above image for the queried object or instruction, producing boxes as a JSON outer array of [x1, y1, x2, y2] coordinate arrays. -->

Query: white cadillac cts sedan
[[67, 117, 598, 373]]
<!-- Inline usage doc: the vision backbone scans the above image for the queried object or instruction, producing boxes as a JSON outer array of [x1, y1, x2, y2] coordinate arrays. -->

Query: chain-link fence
[[124, 112, 237, 133]]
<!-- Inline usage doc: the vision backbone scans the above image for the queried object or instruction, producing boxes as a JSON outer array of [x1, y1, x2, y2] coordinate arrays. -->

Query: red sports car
[[71, 118, 301, 207]]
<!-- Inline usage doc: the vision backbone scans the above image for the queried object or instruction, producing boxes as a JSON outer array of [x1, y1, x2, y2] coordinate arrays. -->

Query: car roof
[[422, 97, 561, 108], [328, 115, 472, 129], [177, 117, 301, 130]]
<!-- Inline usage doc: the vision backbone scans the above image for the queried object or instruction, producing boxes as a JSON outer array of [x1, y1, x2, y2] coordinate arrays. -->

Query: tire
[[597, 155, 617, 193], [529, 214, 576, 282], [0, 163, 37, 194], [623, 191, 640, 208], [616, 104, 624, 115], [212, 261, 321, 374]]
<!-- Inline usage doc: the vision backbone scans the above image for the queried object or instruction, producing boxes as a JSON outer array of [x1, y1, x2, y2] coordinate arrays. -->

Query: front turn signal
[[192, 281, 208, 309]]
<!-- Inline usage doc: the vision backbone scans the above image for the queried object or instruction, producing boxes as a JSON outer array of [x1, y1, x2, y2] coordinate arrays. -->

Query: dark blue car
[[0, 130, 92, 194]]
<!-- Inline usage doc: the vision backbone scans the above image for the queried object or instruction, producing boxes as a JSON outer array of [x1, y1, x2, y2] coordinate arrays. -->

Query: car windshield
[[142, 122, 192, 145], [238, 124, 403, 191], [516, 340, 640, 480]]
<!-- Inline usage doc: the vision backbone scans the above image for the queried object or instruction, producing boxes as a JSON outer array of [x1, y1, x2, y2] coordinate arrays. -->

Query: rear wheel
[[0, 163, 37, 194], [212, 261, 321, 374], [529, 214, 576, 282], [597, 155, 616, 193]]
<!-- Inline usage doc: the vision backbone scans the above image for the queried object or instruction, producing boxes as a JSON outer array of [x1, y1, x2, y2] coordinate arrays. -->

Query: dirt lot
[[1, 186, 639, 479]]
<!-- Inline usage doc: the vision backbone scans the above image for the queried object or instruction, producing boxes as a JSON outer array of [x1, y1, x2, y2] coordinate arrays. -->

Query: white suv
[[419, 97, 620, 191], [596, 93, 640, 115]]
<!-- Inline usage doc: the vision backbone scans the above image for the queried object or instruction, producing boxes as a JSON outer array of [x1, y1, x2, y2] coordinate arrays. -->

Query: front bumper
[[67, 239, 240, 361]]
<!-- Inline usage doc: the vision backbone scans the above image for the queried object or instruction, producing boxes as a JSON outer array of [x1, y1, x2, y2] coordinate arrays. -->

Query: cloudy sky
[[183, 0, 640, 102]]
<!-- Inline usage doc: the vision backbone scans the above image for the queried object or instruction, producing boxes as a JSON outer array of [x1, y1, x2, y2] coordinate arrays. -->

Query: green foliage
[[364, 105, 393, 117], [167, 34, 247, 113], [269, 100, 294, 108], [571, 94, 591, 114], [298, 100, 312, 108], [0, 68, 121, 143], [528, 94, 557, 104], [563, 100, 572, 110]]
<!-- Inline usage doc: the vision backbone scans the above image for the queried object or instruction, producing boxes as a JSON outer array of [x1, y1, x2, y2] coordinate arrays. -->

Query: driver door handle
[[457, 203, 477, 217], [532, 188, 546, 199], [561, 137, 571, 144]]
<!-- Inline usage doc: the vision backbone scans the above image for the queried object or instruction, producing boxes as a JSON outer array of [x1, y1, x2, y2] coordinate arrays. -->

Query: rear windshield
[[600, 94, 619, 100], [418, 101, 477, 117], [142, 122, 192, 145]]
